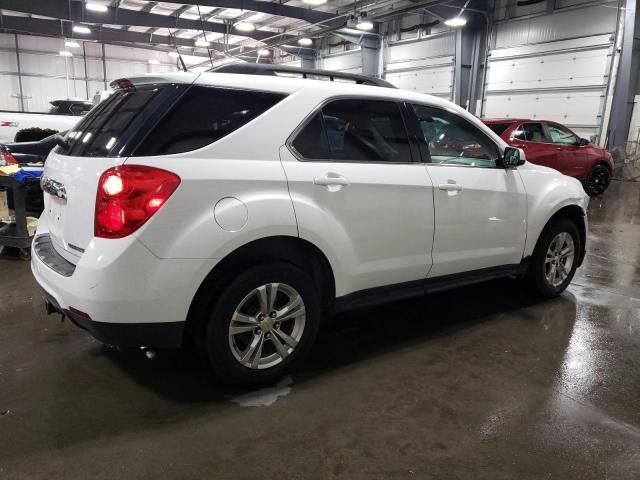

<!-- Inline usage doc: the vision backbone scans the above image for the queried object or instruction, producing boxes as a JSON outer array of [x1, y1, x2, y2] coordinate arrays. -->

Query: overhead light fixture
[[258, 49, 270, 56], [444, 17, 467, 27], [234, 22, 256, 32], [73, 25, 91, 34], [167, 51, 180, 58], [355, 13, 374, 31], [59, 51, 73, 57], [356, 19, 374, 31], [148, 59, 159, 64], [298, 37, 313, 46], [86, 3, 108, 12], [65, 41, 80, 48], [302, 0, 327, 4], [194, 39, 210, 48]]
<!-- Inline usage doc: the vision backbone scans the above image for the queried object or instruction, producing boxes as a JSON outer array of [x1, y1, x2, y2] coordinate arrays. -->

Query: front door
[[510, 122, 559, 170], [411, 104, 528, 278], [280, 98, 435, 296], [544, 122, 588, 178]]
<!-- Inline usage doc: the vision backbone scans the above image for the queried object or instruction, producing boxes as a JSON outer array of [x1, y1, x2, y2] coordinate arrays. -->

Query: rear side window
[[513, 123, 546, 142], [486, 122, 512, 136], [135, 86, 286, 156], [58, 84, 285, 157], [291, 99, 413, 163]]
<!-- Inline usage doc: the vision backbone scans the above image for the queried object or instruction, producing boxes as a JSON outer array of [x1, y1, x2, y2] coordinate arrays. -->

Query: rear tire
[[585, 164, 610, 196], [526, 218, 580, 299], [198, 262, 320, 388]]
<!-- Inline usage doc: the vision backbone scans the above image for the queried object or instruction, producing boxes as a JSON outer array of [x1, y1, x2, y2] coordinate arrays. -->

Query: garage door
[[483, 6, 617, 142], [384, 33, 455, 100]]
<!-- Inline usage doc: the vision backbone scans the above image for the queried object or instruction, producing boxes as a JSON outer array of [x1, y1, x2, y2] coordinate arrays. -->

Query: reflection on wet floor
[[0, 180, 639, 479]]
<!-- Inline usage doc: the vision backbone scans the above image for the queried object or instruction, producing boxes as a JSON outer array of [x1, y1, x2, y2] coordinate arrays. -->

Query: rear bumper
[[31, 216, 218, 348], [42, 290, 184, 348]]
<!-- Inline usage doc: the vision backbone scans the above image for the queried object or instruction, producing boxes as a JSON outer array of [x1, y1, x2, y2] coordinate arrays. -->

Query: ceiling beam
[[0, 15, 257, 56], [137, 0, 336, 24], [0, 0, 290, 42]]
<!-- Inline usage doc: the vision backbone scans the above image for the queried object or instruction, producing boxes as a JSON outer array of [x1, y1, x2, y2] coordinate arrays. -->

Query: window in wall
[[512, 123, 546, 142], [546, 124, 578, 145], [291, 99, 413, 163], [412, 105, 499, 167]]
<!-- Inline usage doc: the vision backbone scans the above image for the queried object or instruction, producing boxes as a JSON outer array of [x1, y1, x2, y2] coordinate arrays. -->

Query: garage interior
[[1, 0, 640, 478]]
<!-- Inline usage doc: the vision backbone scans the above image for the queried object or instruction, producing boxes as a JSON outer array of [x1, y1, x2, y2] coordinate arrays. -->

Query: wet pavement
[[1, 180, 639, 480]]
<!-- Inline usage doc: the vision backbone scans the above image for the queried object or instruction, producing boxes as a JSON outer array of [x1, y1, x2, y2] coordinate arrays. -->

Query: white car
[[31, 70, 589, 386]]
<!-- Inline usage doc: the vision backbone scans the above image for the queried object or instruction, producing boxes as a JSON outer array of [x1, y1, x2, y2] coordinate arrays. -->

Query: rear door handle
[[313, 174, 350, 187], [438, 183, 463, 192]]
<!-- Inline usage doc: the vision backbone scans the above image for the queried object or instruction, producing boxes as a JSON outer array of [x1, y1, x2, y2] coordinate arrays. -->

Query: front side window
[[413, 105, 499, 168], [291, 99, 413, 163], [513, 123, 546, 143], [546, 124, 577, 145]]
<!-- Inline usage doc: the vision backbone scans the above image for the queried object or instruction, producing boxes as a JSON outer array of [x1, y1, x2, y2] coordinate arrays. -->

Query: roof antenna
[[167, 28, 188, 72]]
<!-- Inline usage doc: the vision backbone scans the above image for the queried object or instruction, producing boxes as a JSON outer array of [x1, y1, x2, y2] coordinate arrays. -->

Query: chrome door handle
[[438, 183, 462, 191], [313, 174, 350, 187]]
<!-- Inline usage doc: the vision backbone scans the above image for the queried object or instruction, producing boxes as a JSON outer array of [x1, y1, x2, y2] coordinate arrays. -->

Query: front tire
[[585, 164, 610, 196], [526, 218, 580, 298], [200, 262, 320, 387]]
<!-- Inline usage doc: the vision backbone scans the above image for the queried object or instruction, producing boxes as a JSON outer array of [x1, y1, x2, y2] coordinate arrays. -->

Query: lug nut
[[254, 328, 261, 335], [258, 314, 265, 321], [274, 322, 280, 329], [265, 333, 270, 339], [269, 311, 277, 318]]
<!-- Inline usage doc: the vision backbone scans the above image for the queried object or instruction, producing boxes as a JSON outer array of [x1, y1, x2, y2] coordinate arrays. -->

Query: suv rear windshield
[[486, 122, 513, 136], [57, 84, 286, 157]]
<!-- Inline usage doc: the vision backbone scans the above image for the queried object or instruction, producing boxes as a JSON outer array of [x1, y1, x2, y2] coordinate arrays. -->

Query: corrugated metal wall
[[0, 33, 178, 113], [384, 33, 455, 99], [484, 4, 618, 141], [319, 49, 362, 73]]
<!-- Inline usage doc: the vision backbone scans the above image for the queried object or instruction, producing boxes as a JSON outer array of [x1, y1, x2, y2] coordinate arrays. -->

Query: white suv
[[32, 69, 589, 386]]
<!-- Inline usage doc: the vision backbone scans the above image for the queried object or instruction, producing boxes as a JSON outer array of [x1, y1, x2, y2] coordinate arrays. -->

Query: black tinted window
[[291, 113, 330, 159], [486, 122, 512, 136], [513, 123, 546, 142], [413, 105, 499, 168], [292, 99, 412, 163], [135, 86, 285, 156], [58, 85, 177, 157]]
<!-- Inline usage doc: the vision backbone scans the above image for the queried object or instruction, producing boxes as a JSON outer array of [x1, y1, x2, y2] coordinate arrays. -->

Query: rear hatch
[[42, 75, 196, 263]]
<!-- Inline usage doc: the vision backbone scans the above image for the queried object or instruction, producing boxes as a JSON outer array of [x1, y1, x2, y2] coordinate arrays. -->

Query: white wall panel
[[0, 75, 21, 111], [384, 35, 455, 98], [485, 7, 615, 142], [0, 51, 18, 72], [320, 50, 362, 73], [494, 6, 617, 48]]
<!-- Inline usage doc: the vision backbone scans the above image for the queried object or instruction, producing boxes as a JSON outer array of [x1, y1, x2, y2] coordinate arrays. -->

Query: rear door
[[280, 98, 435, 295], [41, 83, 187, 263]]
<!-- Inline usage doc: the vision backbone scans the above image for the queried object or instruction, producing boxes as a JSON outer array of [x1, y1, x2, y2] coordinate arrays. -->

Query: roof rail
[[208, 63, 396, 88]]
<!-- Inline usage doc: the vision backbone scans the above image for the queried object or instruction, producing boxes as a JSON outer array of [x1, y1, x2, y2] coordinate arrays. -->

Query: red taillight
[[0, 150, 18, 165], [95, 165, 180, 239]]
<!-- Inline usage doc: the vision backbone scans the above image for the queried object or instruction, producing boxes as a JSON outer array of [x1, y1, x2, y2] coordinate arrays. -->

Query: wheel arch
[[185, 235, 336, 337], [536, 205, 587, 267]]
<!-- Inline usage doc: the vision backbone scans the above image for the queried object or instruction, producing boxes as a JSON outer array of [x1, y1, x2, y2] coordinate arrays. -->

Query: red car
[[483, 119, 614, 195]]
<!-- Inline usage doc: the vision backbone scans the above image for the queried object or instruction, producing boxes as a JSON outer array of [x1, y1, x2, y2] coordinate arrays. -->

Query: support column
[[334, 32, 381, 78], [453, 15, 488, 112], [607, 0, 639, 153], [14, 34, 24, 112]]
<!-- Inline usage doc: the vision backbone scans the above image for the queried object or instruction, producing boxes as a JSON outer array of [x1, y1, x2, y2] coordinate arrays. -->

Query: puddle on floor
[[228, 376, 293, 407]]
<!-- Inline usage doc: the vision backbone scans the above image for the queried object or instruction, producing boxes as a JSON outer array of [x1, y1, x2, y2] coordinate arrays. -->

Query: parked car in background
[[483, 119, 614, 195], [33, 71, 589, 386], [0, 100, 91, 143]]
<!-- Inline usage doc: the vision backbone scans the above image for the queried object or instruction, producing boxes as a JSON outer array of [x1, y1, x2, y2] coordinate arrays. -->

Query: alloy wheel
[[587, 168, 609, 195], [545, 232, 575, 287], [228, 283, 306, 369]]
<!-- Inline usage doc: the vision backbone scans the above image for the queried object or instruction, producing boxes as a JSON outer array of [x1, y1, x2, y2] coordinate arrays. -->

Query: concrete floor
[[1, 181, 639, 480]]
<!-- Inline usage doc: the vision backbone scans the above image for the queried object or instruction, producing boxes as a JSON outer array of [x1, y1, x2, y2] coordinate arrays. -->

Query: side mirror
[[53, 134, 68, 149], [578, 138, 590, 147], [502, 146, 525, 168]]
